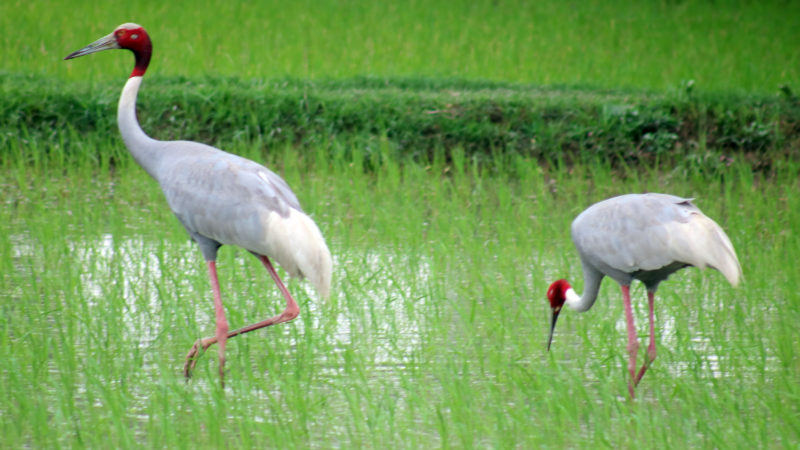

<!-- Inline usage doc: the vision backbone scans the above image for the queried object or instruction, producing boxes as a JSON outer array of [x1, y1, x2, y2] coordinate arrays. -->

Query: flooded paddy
[[1, 160, 798, 447]]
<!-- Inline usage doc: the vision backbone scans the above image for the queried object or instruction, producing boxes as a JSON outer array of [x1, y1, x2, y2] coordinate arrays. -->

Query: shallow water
[[2, 166, 795, 447], [9, 227, 769, 391], [25, 231, 429, 371]]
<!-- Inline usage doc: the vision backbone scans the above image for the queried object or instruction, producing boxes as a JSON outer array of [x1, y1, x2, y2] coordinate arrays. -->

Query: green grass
[[3, 73, 799, 168], [2, 0, 798, 93], [2, 138, 799, 447]]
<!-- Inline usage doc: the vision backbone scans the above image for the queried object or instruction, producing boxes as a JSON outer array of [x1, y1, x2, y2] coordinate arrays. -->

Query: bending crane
[[546, 193, 741, 397]]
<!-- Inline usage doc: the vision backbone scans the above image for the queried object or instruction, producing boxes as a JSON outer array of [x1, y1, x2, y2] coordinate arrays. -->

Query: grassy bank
[[3, 74, 799, 171], [2, 142, 799, 447]]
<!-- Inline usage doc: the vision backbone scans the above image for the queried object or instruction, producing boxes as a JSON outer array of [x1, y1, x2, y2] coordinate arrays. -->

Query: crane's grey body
[[119, 76, 331, 296], [566, 193, 741, 312]]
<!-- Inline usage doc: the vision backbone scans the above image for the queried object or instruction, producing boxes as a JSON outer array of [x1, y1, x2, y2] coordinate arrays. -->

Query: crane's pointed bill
[[547, 306, 561, 351], [64, 33, 119, 60]]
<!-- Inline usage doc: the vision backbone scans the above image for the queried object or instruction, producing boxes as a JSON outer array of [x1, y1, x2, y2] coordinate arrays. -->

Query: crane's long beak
[[547, 306, 561, 351], [64, 32, 119, 60]]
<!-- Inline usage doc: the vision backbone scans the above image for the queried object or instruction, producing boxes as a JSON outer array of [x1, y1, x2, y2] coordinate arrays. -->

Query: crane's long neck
[[118, 76, 161, 180], [564, 264, 604, 312]]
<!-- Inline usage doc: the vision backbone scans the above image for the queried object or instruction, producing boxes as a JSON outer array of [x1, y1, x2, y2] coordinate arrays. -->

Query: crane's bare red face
[[113, 25, 151, 54], [547, 279, 570, 309], [546, 279, 570, 351], [65, 23, 153, 78]]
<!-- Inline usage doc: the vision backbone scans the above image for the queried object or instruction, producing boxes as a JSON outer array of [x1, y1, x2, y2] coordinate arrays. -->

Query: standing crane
[[65, 23, 332, 385], [546, 193, 741, 398]]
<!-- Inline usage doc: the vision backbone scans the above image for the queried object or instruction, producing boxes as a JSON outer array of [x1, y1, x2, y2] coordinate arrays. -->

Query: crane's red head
[[64, 23, 152, 78], [546, 279, 571, 351], [547, 279, 571, 309]]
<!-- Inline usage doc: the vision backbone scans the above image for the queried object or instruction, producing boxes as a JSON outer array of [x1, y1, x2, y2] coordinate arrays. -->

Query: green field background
[[3, 0, 798, 92]]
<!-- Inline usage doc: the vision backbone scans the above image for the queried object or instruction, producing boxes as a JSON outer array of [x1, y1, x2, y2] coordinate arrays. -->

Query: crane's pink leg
[[634, 291, 657, 386], [184, 255, 299, 380], [223, 255, 300, 339], [621, 285, 639, 398], [184, 261, 229, 385]]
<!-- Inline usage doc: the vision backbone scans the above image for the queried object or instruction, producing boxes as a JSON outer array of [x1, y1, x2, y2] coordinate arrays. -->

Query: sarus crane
[[65, 23, 332, 386], [546, 193, 741, 398]]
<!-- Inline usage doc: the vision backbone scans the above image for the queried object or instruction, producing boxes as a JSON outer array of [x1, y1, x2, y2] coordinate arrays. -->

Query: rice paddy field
[[2, 0, 800, 448]]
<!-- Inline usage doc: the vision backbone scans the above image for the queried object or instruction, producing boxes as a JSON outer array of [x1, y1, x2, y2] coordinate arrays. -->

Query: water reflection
[[11, 230, 764, 381], [71, 233, 200, 350], [8, 230, 771, 404], [58, 233, 429, 375]]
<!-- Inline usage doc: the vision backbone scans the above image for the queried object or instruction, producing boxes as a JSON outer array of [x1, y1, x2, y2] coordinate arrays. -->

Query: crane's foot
[[184, 338, 214, 379], [626, 340, 641, 399], [634, 362, 648, 387], [634, 347, 657, 387], [184, 337, 226, 387], [217, 355, 226, 388]]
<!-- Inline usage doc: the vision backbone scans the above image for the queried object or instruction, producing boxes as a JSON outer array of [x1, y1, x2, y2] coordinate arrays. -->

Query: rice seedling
[[2, 137, 798, 447]]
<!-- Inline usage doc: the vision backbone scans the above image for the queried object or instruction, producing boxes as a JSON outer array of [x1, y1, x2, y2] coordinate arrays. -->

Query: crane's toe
[[184, 338, 209, 379], [218, 356, 226, 388]]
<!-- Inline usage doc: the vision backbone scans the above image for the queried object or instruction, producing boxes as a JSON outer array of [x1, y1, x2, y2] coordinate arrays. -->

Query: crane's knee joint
[[283, 305, 300, 322], [216, 320, 229, 337]]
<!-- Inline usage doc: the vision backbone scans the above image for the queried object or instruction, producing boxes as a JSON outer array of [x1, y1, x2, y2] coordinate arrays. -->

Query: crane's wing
[[661, 200, 742, 286], [155, 140, 302, 249], [151, 140, 331, 297], [571, 193, 741, 286]]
